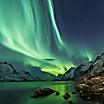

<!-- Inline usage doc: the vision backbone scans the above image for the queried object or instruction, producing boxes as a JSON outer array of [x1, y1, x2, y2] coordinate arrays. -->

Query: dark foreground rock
[[31, 88, 55, 98], [75, 74, 104, 100], [72, 92, 77, 94], [63, 93, 71, 100], [68, 100, 75, 104], [55, 91, 60, 96]]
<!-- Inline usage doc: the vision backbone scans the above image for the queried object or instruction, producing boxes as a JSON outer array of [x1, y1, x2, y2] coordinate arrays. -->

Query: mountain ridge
[[0, 61, 56, 81], [56, 53, 104, 81]]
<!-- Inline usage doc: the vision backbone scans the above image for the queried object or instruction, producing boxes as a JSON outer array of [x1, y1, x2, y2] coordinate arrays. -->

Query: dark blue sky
[[54, 0, 104, 54]]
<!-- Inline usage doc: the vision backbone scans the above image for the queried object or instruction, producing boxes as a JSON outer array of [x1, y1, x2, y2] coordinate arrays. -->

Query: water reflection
[[0, 82, 101, 104]]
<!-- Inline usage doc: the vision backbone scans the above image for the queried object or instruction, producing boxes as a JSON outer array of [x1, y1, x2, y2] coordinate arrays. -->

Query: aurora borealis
[[0, 0, 103, 75]]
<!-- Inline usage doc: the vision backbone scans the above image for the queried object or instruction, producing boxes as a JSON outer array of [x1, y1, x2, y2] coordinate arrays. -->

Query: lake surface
[[0, 81, 102, 104]]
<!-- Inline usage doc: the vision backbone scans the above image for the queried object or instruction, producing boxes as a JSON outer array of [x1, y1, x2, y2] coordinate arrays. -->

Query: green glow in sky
[[0, 0, 93, 75]]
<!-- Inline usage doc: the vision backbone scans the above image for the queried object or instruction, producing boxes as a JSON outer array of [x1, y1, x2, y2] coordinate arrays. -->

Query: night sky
[[54, 0, 104, 55], [0, 0, 104, 75]]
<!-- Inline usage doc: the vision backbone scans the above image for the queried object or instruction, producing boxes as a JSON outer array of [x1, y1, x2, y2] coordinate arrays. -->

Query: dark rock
[[23, 71, 30, 75], [101, 53, 104, 56], [89, 61, 93, 64], [31, 88, 55, 98], [8, 63, 16, 74], [95, 56, 101, 61], [68, 100, 75, 104], [55, 91, 60, 96], [4, 62, 7, 64], [72, 92, 76, 94], [63, 93, 71, 100], [57, 74, 62, 77], [88, 64, 94, 72], [102, 63, 104, 67], [75, 74, 104, 100]]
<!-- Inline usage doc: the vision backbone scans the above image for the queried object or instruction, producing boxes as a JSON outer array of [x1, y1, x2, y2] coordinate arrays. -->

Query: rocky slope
[[0, 62, 56, 81], [75, 74, 104, 101], [56, 53, 104, 80]]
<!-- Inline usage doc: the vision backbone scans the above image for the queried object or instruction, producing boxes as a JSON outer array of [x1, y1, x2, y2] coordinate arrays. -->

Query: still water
[[0, 81, 102, 104]]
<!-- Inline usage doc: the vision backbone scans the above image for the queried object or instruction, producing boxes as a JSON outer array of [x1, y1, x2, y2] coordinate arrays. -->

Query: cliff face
[[56, 53, 104, 80], [0, 62, 56, 81], [0, 62, 36, 81]]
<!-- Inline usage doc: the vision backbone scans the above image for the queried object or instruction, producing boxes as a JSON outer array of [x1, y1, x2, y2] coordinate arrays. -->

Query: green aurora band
[[0, 0, 93, 75]]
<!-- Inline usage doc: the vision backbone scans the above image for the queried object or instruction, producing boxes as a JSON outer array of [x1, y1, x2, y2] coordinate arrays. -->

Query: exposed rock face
[[31, 88, 55, 98], [63, 93, 71, 100], [56, 53, 104, 80], [55, 91, 60, 96], [75, 74, 104, 100], [0, 62, 55, 81], [0, 62, 16, 74]]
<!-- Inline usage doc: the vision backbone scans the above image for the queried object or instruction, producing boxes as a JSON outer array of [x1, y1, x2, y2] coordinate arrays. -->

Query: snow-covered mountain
[[56, 53, 104, 80], [0, 62, 56, 81]]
